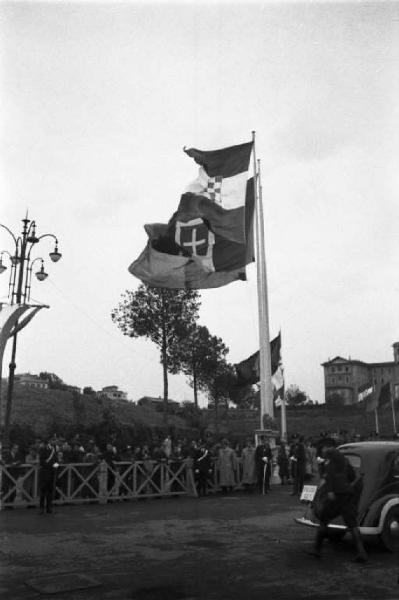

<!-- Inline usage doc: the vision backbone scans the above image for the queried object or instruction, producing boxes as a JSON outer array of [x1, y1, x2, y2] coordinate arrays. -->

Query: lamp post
[[0, 214, 61, 449]]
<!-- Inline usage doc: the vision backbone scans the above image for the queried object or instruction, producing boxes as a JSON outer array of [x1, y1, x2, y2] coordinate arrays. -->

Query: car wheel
[[380, 506, 399, 552]]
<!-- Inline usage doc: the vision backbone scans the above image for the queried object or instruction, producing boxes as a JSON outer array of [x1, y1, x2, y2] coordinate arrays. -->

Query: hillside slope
[[1, 383, 397, 443], [0, 384, 191, 438]]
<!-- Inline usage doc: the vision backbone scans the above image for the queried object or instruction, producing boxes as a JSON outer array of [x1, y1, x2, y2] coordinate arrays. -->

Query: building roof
[[138, 396, 179, 405], [321, 356, 368, 367], [16, 373, 47, 382], [368, 361, 396, 368], [322, 356, 398, 369]]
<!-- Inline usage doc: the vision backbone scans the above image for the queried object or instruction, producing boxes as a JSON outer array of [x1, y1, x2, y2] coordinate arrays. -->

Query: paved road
[[0, 487, 398, 599]]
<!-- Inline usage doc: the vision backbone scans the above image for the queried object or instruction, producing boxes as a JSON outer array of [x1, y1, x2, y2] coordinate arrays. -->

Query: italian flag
[[130, 141, 255, 290]]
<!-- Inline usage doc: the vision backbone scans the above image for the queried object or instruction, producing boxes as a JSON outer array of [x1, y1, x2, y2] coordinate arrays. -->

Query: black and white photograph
[[1, 1, 399, 599]]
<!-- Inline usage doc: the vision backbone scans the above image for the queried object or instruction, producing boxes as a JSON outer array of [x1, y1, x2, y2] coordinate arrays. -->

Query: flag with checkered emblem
[[183, 141, 253, 244], [129, 141, 255, 289]]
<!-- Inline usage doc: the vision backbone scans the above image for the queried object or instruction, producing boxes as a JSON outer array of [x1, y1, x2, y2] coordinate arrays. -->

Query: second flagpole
[[252, 131, 274, 428]]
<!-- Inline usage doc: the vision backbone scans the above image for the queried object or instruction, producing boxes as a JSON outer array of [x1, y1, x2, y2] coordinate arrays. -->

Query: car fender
[[360, 496, 399, 535]]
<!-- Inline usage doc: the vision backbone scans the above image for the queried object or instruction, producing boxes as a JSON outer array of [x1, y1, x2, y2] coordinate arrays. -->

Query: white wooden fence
[[0, 459, 199, 509], [0, 457, 279, 509]]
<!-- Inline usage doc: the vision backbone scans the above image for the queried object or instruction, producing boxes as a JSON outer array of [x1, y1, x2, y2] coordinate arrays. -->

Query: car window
[[342, 453, 362, 471]]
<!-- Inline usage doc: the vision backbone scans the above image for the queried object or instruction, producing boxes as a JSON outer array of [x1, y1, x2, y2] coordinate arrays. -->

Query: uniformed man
[[38, 439, 59, 514]]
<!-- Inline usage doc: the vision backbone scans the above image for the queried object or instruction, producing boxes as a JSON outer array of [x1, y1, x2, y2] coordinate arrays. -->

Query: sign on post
[[300, 485, 318, 502]]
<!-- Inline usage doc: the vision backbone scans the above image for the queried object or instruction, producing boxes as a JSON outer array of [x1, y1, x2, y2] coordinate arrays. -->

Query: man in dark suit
[[255, 438, 272, 494], [289, 436, 306, 496], [193, 442, 213, 496], [38, 440, 58, 514]]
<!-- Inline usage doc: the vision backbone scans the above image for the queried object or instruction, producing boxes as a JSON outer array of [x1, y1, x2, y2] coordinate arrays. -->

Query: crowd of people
[[1, 429, 362, 513]]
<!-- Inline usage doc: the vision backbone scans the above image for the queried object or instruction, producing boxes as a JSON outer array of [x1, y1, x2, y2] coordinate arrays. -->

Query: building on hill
[[65, 385, 82, 394], [100, 385, 128, 401], [15, 373, 49, 390], [322, 342, 399, 406], [137, 396, 180, 412]]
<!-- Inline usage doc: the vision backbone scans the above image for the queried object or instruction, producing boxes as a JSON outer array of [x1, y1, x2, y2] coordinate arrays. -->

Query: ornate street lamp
[[0, 214, 62, 449], [35, 261, 48, 282]]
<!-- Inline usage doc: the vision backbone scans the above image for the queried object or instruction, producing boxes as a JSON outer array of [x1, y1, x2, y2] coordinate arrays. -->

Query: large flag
[[235, 350, 259, 386], [129, 141, 254, 290], [183, 141, 253, 244], [235, 333, 282, 386]]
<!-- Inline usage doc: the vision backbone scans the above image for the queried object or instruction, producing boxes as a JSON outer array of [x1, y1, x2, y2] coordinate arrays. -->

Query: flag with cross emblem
[[129, 141, 255, 289]]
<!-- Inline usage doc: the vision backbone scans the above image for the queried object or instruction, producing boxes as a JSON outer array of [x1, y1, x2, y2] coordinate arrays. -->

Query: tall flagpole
[[258, 158, 274, 422], [252, 131, 274, 428], [281, 393, 287, 440], [279, 330, 287, 440], [374, 407, 380, 436], [253, 132, 266, 428]]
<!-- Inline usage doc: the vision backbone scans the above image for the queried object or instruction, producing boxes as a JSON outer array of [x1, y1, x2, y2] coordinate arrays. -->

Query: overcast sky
[[1, 1, 399, 407]]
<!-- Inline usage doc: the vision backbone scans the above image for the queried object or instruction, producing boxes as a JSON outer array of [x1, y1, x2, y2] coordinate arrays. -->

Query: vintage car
[[295, 441, 399, 551]]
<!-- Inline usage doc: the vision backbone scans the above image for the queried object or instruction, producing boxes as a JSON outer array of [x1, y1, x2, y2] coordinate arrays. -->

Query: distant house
[[100, 385, 128, 401], [16, 373, 49, 390], [322, 341, 399, 406], [65, 385, 82, 395], [137, 396, 180, 412]]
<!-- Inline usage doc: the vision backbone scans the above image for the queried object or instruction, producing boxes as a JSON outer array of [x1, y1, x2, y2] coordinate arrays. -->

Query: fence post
[[98, 460, 108, 504], [185, 459, 198, 497], [15, 475, 24, 505]]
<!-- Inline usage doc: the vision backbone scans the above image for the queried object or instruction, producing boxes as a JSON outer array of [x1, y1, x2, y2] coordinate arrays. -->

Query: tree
[[168, 321, 232, 430], [181, 328, 231, 410], [168, 324, 229, 409], [285, 384, 312, 406], [230, 384, 259, 409], [111, 284, 200, 419], [179, 400, 206, 430], [208, 361, 235, 433], [83, 386, 96, 395]]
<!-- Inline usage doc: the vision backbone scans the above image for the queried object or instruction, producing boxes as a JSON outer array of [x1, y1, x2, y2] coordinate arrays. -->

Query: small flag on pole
[[235, 333, 282, 387], [358, 383, 374, 403]]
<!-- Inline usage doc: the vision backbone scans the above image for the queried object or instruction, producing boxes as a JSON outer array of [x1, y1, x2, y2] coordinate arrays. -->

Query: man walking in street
[[308, 447, 367, 563]]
